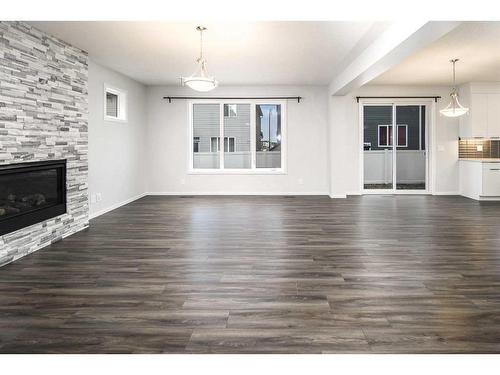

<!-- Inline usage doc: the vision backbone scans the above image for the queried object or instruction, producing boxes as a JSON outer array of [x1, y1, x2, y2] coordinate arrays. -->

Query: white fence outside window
[[364, 150, 425, 184]]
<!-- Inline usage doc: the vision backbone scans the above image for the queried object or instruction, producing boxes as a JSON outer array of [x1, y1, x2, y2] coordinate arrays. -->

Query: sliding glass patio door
[[362, 103, 428, 193], [395, 105, 426, 191], [363, 105, 394, 191]]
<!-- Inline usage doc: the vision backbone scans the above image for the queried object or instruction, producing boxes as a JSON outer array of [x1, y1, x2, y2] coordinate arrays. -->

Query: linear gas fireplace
[[0, 160, 67, 236]]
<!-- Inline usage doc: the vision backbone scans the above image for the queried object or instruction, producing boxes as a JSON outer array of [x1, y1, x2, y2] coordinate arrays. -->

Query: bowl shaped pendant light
[[181, 26, 218, 92], [440, 59, 469, 118]]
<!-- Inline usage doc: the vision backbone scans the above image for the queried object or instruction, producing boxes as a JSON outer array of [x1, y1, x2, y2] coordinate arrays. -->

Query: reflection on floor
[[364, 183, 426, 190]]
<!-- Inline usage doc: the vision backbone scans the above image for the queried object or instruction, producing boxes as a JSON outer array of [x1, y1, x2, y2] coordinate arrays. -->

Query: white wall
[[88, 75, 460, 205], [329, 85, 460, 197], [146, 85, 329, 194], [88, 60, 147, 217]]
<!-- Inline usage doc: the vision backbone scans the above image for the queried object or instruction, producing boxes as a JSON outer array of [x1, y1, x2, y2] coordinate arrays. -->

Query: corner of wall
[[87, 60, 149, 219]]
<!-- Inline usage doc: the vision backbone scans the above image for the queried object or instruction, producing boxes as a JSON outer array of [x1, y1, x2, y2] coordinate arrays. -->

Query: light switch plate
[[438, 145, 445, 152], [477, 145, 483, 152]]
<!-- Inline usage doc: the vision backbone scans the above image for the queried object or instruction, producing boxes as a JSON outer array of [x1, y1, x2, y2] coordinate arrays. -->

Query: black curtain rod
[[356, 96, 441, 103], [163, 96, 302, 103]]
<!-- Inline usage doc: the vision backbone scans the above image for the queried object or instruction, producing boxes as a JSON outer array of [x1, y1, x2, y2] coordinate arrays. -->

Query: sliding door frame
[[359, 98, 435, 195]]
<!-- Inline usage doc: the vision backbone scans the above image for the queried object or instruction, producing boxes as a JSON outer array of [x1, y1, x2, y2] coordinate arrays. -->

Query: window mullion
[[251, 102, 256, 169], [392, 104, 397, 191], [219, 103, 224, 170]]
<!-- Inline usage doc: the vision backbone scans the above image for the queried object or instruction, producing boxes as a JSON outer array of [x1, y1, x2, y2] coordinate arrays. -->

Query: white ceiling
[[370, 22, 500, 86], [29, 21, 382, 86]]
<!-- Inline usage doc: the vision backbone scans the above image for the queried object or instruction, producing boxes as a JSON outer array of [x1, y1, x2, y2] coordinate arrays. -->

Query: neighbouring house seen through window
[[191, 101, 285, 172], [193, 104, 220, 169]]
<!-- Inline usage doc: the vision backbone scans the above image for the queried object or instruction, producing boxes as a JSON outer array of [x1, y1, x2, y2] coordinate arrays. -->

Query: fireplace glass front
[[0, 160, 66, 236]]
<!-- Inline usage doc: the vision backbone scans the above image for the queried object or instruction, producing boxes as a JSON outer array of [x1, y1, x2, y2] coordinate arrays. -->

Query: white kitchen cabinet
[[459, 160, 500, 200], [487, 93, 500, 138], [470, 93, 488, 138], [482, 163, 500, 196], [459, 83, 500, 138], [459, 160, 483, 200]]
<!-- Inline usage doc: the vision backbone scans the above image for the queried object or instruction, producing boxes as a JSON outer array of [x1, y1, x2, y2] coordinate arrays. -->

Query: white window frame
[[225, 137, 236, 152], [188, 99, 287, 175], [104, 84, 127, 122], [378, 124, 408, 147], [209, 136, 236, 153], [378, 124, 392, 147], [193, 137, 200, 153], [210, 137, 219, 152]]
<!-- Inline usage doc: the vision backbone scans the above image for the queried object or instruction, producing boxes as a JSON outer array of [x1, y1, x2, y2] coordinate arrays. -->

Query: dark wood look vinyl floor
[[1, 195, 500, 353]]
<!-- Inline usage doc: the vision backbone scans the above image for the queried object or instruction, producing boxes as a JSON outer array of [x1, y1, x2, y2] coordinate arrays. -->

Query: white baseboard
[[328, 192, 361, 198], [478, 196, 500, 201], [432, 191, 460, 196], [346, 191, 362, 196], [89, 192, 147, 219], [147, 191, 330, 196]]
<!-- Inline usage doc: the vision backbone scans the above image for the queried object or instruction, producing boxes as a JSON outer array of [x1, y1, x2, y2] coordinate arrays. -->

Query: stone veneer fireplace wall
[[0, 21, 89, 267]]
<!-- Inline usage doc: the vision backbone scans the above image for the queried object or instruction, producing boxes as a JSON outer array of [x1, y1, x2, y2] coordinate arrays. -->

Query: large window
[[190, 101, 286, 173]]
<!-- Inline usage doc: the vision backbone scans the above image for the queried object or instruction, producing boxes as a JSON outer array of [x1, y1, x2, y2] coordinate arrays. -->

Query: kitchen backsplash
[[459, 139, 500, 159]]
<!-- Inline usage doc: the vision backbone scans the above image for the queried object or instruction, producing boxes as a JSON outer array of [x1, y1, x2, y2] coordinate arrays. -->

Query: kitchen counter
[[459, 158, 500, 162], [460, 159, 500, 200]]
